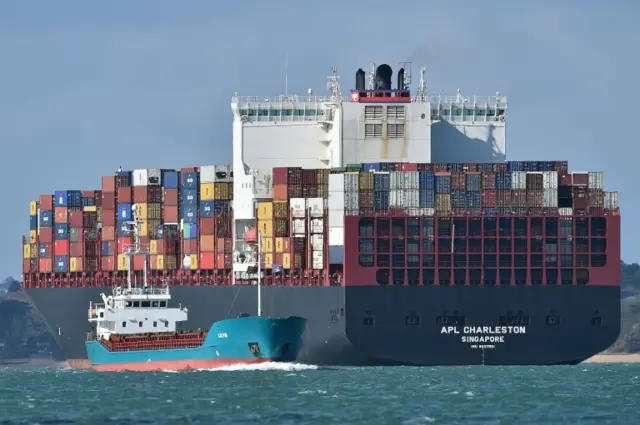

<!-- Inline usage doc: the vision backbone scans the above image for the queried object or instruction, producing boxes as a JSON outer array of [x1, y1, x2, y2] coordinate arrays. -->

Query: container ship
[[21, 62, 621, 366]]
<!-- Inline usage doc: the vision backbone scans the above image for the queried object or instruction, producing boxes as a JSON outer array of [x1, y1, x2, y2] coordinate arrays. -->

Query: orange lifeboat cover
[[244, 228, 258, 244]]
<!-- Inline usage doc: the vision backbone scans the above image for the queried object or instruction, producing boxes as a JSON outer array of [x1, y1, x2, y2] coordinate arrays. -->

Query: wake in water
[[161, 362, 319, 373]]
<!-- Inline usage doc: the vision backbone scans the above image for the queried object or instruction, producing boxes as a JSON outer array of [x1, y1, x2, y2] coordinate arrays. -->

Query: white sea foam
[[195, 362, 318, 372]]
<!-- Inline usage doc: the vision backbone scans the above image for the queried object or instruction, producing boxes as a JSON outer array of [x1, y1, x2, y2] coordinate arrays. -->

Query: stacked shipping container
[[22, 161, 619, 288]]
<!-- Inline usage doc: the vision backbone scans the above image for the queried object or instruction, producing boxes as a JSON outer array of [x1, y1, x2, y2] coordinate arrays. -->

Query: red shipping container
[[133, 255, 146, 271], [102, 256, 115, 271], [451, 173, 466, 190], [39, 258, 52, 273], [224, 254, 232, 269], [482, 190, 497, 208], [39, 228, 53, 244], [273, 184, 288, 201], [282, 237, 291, 252], [182, 239, 198, 255], [302, 169, 317, 185], [133, 186, 149, 203], [216, 253, 226, 269], [273, 168, 290, 185], [82, 190, 95, 198], [39, 195, 53, 211], [560, 174, 573, 186], [70, 242, 83, 257], [102, 192, 116, 210], [85, 241, 98, 258], [102, 209, 116, 226], [54, 240, 69, 256], [572, 172, 588, 186], [163, 188, 179, 206], [154, 239, 165, 255], [275, 253, 283, 266], [400, 163, 418, 171], [482, 172, 496, 190], [54, 207, 68, 223], [117, 187, 132, 203], [200, 252, 215, 270], [69, 211, 83, 228], [118, 237, 132, 254], [224, 238, 232, 254], [164, 205, 179, 222], [200, 218, 215, 235], [102, 176, 116, 193], [102, 226, 116, 241]]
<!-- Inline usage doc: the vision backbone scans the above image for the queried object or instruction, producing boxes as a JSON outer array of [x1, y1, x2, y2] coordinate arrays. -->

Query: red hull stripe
[[91, 358, 274, 372]]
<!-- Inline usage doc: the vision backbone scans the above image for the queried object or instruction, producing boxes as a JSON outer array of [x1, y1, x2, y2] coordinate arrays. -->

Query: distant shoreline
[[584, 354, 640, 363]]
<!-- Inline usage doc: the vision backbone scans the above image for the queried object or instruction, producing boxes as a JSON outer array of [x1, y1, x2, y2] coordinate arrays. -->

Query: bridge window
[[359, 238, 374, 253], [153, 321, 157, 327], [122, 321, 126, 327], [377, 238, 390, 253], [359, 254, 374, 267], [133, 301, 140, 307], [591, 254, 607, 267], [138, 321, 143, 327], [591, 217, 606, 237], [591, 238, 607, 253], [423, 269, 435, 285], [359, 218, 374, 236], [160, 301, 166, 307], [377, 254, 390, 267], [377, 218, 390, 236], [365, 106, 383, 119], [141, 301, 151, 308]]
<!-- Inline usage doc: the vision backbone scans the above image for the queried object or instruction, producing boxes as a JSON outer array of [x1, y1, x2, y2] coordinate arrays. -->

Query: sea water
[[1, 363, 639, 424]]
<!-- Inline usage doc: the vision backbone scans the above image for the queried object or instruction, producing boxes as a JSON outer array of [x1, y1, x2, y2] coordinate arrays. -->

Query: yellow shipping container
[[97, 207, 103, 223], [135, 203, 148, 219], [30, 244, 37, 259], [214, 182, 231, 200], [263, 253, 273, 269], [273, 201, 288, 218], [359, 172, 374, 190], [201, 183, 215, 201], [138, 221, 148, 237], [23, 244, 30, 259], [258, 220, 273, 238], [257, 202, 273, 220], [155, 255, 164, 270], [83, 205, 97, 212], [261, 237, 273, 253], [190, 254, 198, 270], [275, 237, 284, 253], [29, 230, 37, 244], [150, 240, 158, 255], [117, 254, 129, 271], [282, 253, 291, 269], [29, 201, 38, 216], [70, 257, 80, 273]]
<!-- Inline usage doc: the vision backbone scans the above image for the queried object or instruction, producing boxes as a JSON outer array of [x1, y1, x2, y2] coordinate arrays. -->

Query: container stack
[[22, 200, 39, 274]]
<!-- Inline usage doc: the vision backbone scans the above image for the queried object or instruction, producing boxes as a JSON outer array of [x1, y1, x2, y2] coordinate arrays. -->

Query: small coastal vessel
[[85, 205, 306, 372]]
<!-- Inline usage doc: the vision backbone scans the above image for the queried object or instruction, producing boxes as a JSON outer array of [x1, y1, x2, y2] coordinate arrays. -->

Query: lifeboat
[[244, 228, 258, 244]]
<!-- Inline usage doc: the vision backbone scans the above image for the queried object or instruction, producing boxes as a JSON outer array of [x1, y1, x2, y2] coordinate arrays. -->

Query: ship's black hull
[[21, 285, 620, 366]]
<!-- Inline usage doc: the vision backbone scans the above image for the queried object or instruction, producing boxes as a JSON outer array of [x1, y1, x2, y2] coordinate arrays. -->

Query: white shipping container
[[311, 234, 324, 251], [345, 208, 359, 216], [559, 208, 573, 216], [253, 172, 273, 199], [344, 173, 359, 192], [147, 168, 161, 185], [421, 207, 435, 216], [292, 219, 306, 235], [312, 250, 324, 270], [328, 227, 344, 246], [310, 218, 324, 234], [199, 165, 217, 183], [390, 189, 419, 208], [589, 171, 604, 190], [542, 189, 558, 208], [511, 172, 527, 189], [542, 171, 558, 190], [604, 191, 619, 209], [389, 172, 399, 190], [328, 173, 345, 192], [290, 198, 306, 218], [307, 198, 324, 217], [344, 191, 359, 210], [328, 191, 344, 211], [403, 171, 420, 189], [133, 169, 148, 186], [328, 209, 344, 227]]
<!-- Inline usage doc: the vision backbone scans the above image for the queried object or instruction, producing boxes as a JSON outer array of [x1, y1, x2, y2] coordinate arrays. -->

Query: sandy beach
[[583, 353, 640, 363]]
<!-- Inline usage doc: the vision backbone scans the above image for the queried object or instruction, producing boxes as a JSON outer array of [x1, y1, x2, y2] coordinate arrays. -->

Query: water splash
[[195, 362, 318, 372]]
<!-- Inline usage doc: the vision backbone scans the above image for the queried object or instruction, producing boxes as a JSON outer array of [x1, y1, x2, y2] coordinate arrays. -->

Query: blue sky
[[0, 0, 638, 277]]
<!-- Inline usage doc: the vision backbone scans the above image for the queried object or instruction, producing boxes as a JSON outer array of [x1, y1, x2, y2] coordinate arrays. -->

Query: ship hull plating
[[22, 285, 620, 366]]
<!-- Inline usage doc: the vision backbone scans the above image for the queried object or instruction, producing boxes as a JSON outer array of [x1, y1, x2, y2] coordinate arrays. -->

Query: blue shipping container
[[363, 163, 382, 172], [182, 172, 199, 189], [374, 191, 389, 211], [39, 244, 47, 258], [483, 208, 500, 216], [200, 201, 215, 218], [418, 171, 435, 190], [117, 204, 132, 221], [183, 206, 197, 224], [329, 246, 344, 264], [451, 190, 467, 208], [67, 190, 82, 208], [82, 197, 96, 207], [495, 172, 512, 190], [39, 211, 53, 227], [373, 173, 390, 191], [466, 174, 481, 192], [181, 189, 199, 207], [467, 191, 481, 208], [30, 215, 38, 231], [449, 163, 464, 172], [163, 171, 179, 189], [55, 256, 68, 273], [478, 163, 493, 173], [117, 220, 132, 237], [214, 201, 231, 217], [54, 191, 68, 207], [419, 189, 435, 208], [54, 223, 68, 240], [435, 175, 451, 194], [183, 223, 198, 239], [101, 241, 110, 257]]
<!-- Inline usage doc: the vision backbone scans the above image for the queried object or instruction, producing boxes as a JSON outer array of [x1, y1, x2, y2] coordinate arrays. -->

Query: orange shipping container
[[102, 176, 116, 192], [117, 237, 132, 254], [23, 259, 33, 274], [200, 252, 215, 270], [101, 256, 115, 271], [102, 226, 116, 241], [150, 255, 159, 270], [163, 189, 179, 206], [200, 235, 215, 252], [39, 258, 52, 273], [201, 218, 215, 235], [117, 187, 132, 203], [273, 184, 288, 201], [54, 207, 68, 223], [54, 240, 69, 257], [70, 242, 83, 257], [164, 205, 178, 222], [216, 253, 226, 269], [70, 257, 84, 273], [216, 238, 225, 253], [133, 255, 146, 271], [183, 239, 198, 255]]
